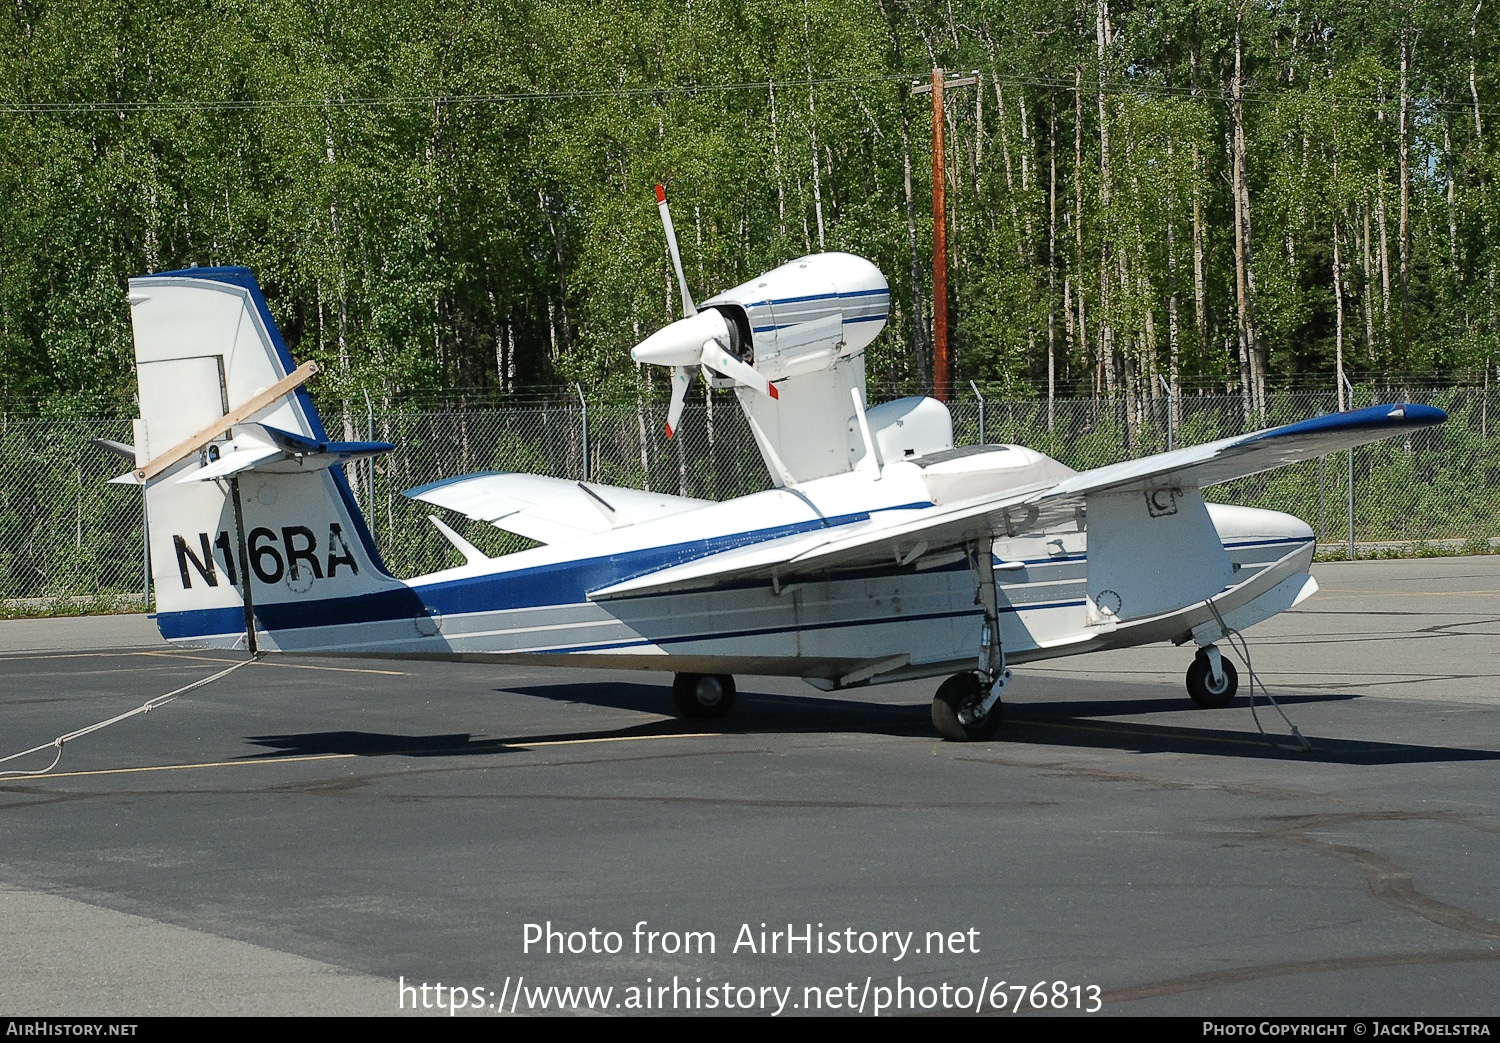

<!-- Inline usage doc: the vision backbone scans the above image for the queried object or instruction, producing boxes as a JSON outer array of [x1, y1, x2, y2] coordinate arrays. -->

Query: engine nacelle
[[700, 253, 889, 380], [630, 193, 894, 484]]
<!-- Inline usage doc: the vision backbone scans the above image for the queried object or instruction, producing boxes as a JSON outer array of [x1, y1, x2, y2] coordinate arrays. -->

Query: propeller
[[638, 185, 778, 438], [652, 184, 698, 438]]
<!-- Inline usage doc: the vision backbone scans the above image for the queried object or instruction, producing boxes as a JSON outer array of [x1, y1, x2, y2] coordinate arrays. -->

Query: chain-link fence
[[0, 416, 145, 609], [3, 385, 1496, 609]]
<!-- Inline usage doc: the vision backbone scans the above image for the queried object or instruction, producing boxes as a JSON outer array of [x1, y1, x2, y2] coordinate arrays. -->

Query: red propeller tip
[[655, 185, 666, 203], [768, 384, 779, 400], [664, 422, 675, 438]]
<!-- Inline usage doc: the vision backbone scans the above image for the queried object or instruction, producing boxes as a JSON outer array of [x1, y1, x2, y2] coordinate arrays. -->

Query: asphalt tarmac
[[2, 557, 1497, 1017]]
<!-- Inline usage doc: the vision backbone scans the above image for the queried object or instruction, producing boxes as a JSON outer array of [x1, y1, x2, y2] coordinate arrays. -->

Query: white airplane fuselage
[[157, 447, 1315, 692], [125, 263, 1439, 739]]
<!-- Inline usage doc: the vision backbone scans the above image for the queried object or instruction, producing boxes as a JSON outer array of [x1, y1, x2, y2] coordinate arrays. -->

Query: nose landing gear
[[932, 533, 1011, 742], [1186, 645, 1238, 707], [931, 671, 1007, 742]]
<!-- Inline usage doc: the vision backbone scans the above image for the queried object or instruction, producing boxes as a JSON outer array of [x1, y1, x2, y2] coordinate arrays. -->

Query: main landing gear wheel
[[672, 673, 736, 719], [931, 673, 1002, 742], [1186, 653, 1239, 708]]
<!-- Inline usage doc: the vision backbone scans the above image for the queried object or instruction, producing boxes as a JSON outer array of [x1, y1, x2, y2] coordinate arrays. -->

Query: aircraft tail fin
[[127, 268, 408, 650]]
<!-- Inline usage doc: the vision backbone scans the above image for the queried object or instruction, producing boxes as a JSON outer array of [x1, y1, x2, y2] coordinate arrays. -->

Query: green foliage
[[3, 0, 1500, 412]]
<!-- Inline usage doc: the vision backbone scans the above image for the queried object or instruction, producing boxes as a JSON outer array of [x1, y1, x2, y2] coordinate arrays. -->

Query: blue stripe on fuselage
[[156, 502, 934, 639], [744, 289, 890, 309], [752, 313, 888, 334]]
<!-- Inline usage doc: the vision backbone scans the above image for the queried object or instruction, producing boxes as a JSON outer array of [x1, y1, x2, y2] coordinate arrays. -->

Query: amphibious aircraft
[[114, 188, 1445, 740]]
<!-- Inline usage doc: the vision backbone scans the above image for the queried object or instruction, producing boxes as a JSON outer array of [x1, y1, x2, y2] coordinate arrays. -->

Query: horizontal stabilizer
[[185, 442, 281, 482], [174, 424, 393, 484]]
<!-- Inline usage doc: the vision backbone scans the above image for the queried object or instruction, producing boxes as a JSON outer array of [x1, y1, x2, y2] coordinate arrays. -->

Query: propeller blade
[[656, 185, 696, 318], [701, 341, 779, 400], [664, 365, 693, 438]]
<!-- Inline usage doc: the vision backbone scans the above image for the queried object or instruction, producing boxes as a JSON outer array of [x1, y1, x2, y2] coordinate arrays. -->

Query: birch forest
[[3, 0, 1498, 415]]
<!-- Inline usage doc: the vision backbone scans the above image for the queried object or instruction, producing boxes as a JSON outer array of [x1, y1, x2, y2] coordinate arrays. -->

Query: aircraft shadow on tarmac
[[244, 730, 526, 759], [241, 680, 1500, 767]]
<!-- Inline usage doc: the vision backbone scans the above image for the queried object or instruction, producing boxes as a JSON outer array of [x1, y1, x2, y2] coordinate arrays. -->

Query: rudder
[[128, 268, 402, 650]]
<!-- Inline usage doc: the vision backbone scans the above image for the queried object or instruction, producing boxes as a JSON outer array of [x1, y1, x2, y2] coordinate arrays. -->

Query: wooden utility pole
[[931, 69, 948, 400], [913, 68, 978, 402]]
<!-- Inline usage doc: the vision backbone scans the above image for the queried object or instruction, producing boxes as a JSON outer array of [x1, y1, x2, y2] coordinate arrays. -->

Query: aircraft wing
[[406, 472, 710, 545], [590, 403, 1444, 600], [587, 482, 1056, 599], [1034, 402, 1446, 498]]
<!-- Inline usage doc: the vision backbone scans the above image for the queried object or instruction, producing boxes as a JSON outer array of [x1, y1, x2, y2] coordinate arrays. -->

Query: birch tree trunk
[[1074, 64, 1088, 381], [1230, 8, 1266, 418], [1190, 40, 1209, 364], [1048, 94, 1058, 431], [1333, 203, 1347, 411], [1362, 201, 1377, 364], [1377, 171, 1392, 365], [769, 79, 787, 238], [1398, 26, 1412, 367], [801, 1, 825, 250]]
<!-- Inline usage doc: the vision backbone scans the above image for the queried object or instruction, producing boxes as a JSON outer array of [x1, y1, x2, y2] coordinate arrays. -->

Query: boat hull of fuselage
[[162, 503, 1315, 688]]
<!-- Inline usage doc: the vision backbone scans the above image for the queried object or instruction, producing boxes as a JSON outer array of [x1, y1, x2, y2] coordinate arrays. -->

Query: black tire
[[931, 673, 1002, 742], [671, 673, 736, 719], [1186, 654, 1239, 708]]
